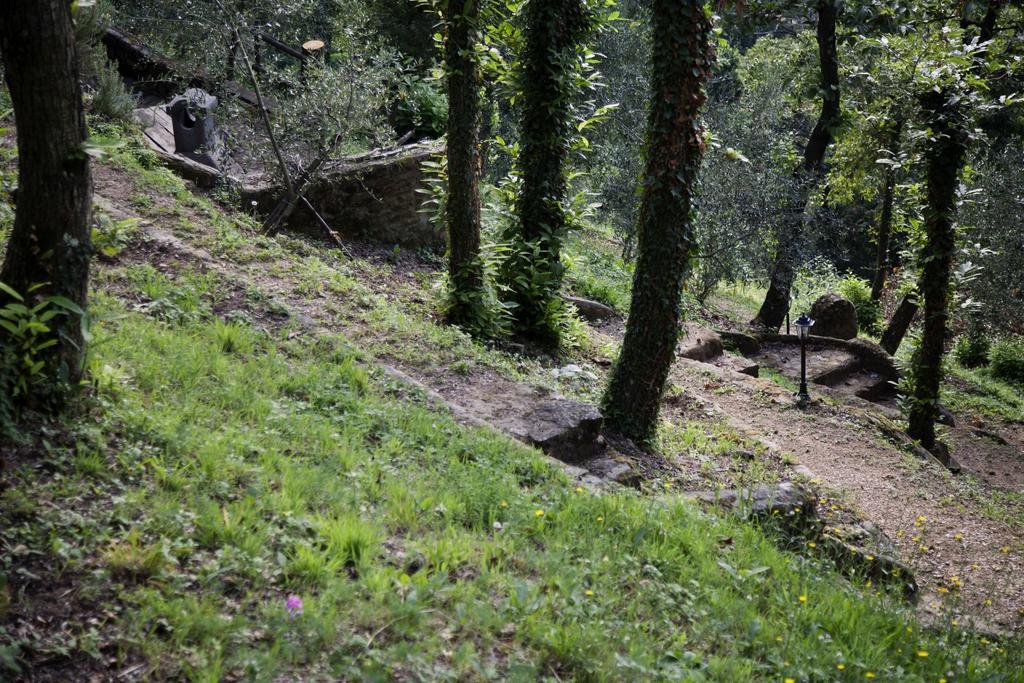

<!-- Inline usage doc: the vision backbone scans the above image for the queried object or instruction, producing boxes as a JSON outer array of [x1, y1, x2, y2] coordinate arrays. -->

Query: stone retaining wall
[[242, 140, 445, 248]]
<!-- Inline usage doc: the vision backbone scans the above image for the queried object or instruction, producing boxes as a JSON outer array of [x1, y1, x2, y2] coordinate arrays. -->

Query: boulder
[[587, 456, 641, 488], [821, 523, 917, 599], [565, 296, 618, 323], [697, 482, 817, 533], [809, 293, 858, 340], [677, 323, 724, 362], [508, 398, 605, 464]]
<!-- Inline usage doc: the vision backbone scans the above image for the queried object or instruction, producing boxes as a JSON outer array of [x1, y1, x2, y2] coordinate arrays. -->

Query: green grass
[[945, 363, 1024, 423], [2, 298, 1021, 680], [563, 226, 633, 313], [761, 367, 800, 394], [707, 282, 767, 327]]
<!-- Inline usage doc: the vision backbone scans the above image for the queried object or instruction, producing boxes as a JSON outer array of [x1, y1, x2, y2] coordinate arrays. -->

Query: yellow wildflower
[[534, 509, 545, 517], [917, 650, 928, 657], [798, 594, 807, 603]]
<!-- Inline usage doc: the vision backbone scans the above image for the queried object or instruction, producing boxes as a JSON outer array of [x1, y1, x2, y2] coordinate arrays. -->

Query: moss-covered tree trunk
[[906, 90, 967, 454], [752, 0, 840, 331], [601, 0, 712, 444], [443, 0, 485, 328], [0, 0, 92, 386], [503, 0, 591, 343]]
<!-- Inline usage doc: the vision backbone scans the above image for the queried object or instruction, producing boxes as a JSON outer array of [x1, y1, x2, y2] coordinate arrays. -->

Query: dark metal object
[[166, 88, 219, 167], [794, 313, 815, 405]]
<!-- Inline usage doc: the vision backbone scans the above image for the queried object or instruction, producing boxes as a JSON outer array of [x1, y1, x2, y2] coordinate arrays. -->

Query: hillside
[[1, 123, 1023, 680]]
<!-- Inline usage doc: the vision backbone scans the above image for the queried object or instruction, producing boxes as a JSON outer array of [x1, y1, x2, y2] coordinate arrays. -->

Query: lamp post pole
[[798, 334, 809, 403], [794, 313, 814, 406]]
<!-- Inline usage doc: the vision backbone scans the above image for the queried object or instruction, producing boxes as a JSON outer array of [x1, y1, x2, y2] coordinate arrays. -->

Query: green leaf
[[46, 296, 85, 316], [0, 282, 23, 302]]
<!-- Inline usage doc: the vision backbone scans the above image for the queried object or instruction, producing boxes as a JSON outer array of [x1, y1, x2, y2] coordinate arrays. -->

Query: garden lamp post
[[794, 313, 814, 405]]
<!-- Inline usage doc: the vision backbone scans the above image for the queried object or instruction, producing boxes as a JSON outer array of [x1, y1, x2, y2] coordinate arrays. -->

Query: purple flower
[[285, 594, 304, 619]]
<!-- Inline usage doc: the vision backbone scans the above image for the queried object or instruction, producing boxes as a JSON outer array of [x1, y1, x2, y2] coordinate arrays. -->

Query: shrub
[[89, 58, 137, 123], [989, 337, 1024, 385], [836, 274, 881, 334], [0, 282, 81, 430], [391, 69, 447, 139], [953, 314, 990, 368]]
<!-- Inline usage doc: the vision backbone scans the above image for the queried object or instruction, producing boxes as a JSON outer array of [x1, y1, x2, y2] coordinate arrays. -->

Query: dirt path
[[668, 356, 1024, 632], [92, 161, 1023, 633]]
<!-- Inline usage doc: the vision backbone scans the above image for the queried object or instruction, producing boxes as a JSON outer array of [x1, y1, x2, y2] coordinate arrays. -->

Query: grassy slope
[[7, 305, 1019, 681], [1, 128, 1022, 680]]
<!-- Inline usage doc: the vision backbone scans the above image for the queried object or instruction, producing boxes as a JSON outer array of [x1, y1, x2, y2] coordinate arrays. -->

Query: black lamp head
[[794, 313, 814, 340]]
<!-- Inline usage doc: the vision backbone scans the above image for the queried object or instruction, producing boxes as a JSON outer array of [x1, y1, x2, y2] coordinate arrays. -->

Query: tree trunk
[[503, 0, 591, 343], [0, 0, 92, 387], [602, 0, 713, 444], [905, 0, 1003, 454], [879, 293, 918, 355], [751, 0, 840, 331], [870, 120, 903, 301], [443, 0, 485, 328], [906, 90, 967, 454]]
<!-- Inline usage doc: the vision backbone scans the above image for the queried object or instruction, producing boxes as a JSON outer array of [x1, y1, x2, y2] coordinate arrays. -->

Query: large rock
[[821, 522, 917, 599], [677, 323, 724, 362], [809, 293, 858, 340], [697, 482, 817, 533], [505, 398, 605, 464], [565, 296, 618, 323]]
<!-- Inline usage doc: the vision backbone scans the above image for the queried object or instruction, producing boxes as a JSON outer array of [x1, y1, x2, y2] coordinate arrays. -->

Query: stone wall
[[242, 140, 445, 249]]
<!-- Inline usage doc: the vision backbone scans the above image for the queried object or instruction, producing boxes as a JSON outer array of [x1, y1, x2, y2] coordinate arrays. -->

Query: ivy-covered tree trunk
[[870, 119, 903, 301], [751, 0, 840, 331], [601, 0, 712, 444], [443, 0, 485, 328], [502, 0, 591, 343], [906, 90, 967, 455], [0, 0, 92, 386]]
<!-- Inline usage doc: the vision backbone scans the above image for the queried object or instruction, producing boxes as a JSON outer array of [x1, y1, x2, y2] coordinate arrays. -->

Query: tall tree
[[501, 0, 592, 343], [751, 0, 840, 330], [442, 0, 487, 328], [602, 0, 713, 443], [905, 90, 966, 456], [0, 0, 93, 388], [906, 0, 1007, 454]]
